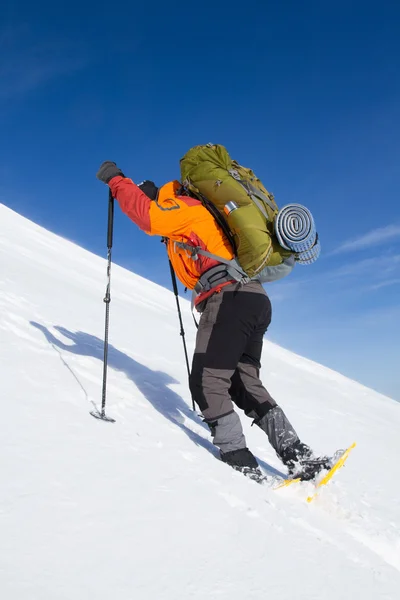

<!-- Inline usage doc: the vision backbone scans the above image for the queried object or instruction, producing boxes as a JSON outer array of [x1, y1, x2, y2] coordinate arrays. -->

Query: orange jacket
[[108, 176, 234, 294]]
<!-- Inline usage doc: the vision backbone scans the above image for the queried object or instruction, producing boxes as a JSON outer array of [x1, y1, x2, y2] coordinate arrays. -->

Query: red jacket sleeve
[[108, 176, 151, 233]]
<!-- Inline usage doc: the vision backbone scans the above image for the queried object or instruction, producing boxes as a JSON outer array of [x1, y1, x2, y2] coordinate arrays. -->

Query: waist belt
[[194, 264, 236, 294]]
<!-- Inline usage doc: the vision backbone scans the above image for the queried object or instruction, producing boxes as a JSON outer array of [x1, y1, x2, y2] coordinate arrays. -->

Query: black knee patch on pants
[[251, 402, 277, 423], [189, 355, 208, 411], [229, 369, 276, 420]]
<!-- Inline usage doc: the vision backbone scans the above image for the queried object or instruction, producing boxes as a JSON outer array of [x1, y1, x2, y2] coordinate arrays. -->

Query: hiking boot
[[281, 441, 331, 480], [280, 440, 313, 469], [294, 457, 333, 481], [220, 447, 264, 481]]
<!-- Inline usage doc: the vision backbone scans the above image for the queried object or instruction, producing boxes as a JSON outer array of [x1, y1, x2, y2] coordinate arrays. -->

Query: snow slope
[[1, 202, 400, 600]]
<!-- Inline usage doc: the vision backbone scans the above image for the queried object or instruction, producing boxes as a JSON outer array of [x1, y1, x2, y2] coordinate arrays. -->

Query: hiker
[[96, 160, 329, 480]]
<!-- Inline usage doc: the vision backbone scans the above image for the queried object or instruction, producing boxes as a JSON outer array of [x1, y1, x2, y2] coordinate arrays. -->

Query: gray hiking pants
[[189, 281, 299, 457]]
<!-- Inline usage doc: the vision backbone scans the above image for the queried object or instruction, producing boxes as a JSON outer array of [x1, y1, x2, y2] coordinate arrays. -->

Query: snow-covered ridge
[[1, 203, 399, 599]]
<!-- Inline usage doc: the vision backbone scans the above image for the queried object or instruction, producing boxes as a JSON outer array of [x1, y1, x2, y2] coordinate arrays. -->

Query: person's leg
[[228, 290, 309, 465], [230, 363, 300, 455], [189, 282, 267, 469]]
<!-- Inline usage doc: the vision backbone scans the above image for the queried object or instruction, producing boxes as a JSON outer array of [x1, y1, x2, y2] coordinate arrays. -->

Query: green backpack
[[180, 143, 294, 281]]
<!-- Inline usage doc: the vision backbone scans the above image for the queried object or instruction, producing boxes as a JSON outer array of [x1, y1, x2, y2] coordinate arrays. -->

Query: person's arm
[[108, 176, 152, 233], [96, 162, 189, 239], [96, 160, 153, 233]]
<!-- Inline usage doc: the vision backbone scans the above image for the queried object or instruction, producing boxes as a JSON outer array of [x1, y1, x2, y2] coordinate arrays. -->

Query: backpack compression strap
[[228, 169, 277, 218]]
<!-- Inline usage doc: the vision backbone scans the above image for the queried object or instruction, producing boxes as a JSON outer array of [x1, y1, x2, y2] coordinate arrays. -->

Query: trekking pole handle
[[107, 189, 114, 249]]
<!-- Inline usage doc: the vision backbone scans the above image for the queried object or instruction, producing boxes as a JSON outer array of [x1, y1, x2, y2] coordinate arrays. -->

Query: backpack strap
[[180, 184, 238, 254], [173, 240, 249, 284], [228, 169, 277, 216]]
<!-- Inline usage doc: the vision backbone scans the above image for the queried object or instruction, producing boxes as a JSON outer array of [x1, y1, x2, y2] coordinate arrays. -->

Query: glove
[[96, 161, 125, 184]]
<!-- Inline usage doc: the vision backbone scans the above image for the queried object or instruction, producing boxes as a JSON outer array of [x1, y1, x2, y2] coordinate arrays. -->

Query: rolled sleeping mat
[[275, 203, 320, 265], [275, 204, 316, 252], [295, 239, 321, 265]]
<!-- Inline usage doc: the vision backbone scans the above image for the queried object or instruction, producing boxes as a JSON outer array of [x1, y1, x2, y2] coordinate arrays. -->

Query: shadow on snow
[[30, 322, 286, 478], [30, 322, 217, 457]]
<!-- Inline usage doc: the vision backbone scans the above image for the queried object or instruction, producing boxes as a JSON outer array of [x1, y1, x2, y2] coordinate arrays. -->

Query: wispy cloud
[[0, 25, 88, 102], [327, 255, 400, 278], [333, 224, 400, 255], [367, 278, 400, 291]]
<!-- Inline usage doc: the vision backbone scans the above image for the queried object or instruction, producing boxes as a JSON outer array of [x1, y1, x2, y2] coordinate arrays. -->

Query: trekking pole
[[166, 253, 195, 411], [90, 189, 116, 423]]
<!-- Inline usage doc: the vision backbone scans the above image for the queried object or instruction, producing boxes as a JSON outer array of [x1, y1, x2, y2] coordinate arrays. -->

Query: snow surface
[[1, 202, 400, 600]]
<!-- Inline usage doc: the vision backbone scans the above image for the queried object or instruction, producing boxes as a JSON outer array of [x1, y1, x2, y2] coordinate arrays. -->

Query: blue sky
[[1, 0, 399, 400]]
